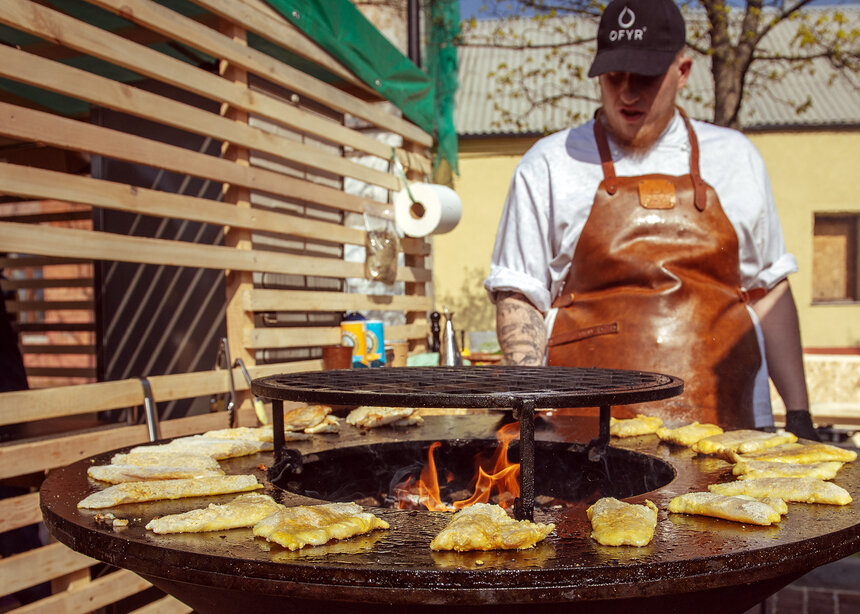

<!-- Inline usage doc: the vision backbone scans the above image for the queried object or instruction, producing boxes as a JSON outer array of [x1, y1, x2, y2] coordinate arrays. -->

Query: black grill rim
[[251, 366, 684, 409]]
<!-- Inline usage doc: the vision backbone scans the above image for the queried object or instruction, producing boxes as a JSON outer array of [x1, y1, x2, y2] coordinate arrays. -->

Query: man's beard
[[602, 110, 674, 155]]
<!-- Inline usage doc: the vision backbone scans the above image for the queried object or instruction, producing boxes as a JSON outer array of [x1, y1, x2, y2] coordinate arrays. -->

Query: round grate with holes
[[251, 365, 684, 409]]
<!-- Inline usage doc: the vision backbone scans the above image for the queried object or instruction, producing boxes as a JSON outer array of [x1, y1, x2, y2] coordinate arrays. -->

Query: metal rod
[[599, 405, 610, 443], [272, 399, 284, 466], [588, 404, 612, 463], [139, 378, 161, 442], [217, 338, 236, 427], [407, 0, 421, 67], [514, 397, 535, 522]]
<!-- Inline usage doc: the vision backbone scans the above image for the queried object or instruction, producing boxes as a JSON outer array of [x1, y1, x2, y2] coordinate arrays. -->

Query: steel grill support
[[272, 400, 284, 466], [587, 405, 612, 462], [513, 398, 536, 521]]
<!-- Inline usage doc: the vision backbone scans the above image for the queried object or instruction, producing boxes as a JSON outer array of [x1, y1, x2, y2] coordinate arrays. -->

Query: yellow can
[[340, 321, 367, 367]]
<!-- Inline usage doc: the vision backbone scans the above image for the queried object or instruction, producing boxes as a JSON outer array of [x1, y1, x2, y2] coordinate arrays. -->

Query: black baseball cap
[[588, 0, 686, 77]]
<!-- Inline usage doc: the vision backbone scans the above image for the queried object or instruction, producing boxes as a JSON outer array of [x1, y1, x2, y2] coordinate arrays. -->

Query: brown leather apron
[[547, 109, 762, 429]]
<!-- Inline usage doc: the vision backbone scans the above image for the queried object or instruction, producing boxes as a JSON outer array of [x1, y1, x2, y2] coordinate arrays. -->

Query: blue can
[[364, 320, 386, 367]]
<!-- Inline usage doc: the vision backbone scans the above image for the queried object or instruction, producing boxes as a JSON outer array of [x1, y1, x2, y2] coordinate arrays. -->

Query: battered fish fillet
[[692, 430, 797, 459], [252, 502, 389, 551], [429, 503, 554, 552], [129, 436, 272, 460], [203, 425, 313, 442], [392, 413, 424, 427], [87, 464, 224, 484], [732, 442, 857, 465], [708, 477, 852, 505], [667, 492, 784, 526], [586, 498, 658, 546], [77, 475, 262, 509], [346, 406, 420, 428], [303, 415, 341, 434], [609, 415, 663, 438], [110, 451, 223, 471], [282, 404, 332, 431], [732, 460, 844, 481], [145, 493, 282, 534], [656, 422, 724, 447]]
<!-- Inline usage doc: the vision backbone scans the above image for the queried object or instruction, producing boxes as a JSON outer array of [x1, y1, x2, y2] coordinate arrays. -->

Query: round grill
[[251, 366, 684, 409]]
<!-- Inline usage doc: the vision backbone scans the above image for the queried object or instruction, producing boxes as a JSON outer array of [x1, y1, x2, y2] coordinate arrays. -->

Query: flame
[[394, 441, 450, 511], [393, 422, 521, 511]]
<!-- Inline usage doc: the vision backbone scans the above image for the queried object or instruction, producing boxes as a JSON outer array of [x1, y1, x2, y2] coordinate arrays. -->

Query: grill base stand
[[41, 413, 860, 614], [143, 571, 805, 614]]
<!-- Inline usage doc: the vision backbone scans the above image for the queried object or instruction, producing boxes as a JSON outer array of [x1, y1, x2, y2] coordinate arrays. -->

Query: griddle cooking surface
[[41, 414, 860, 614], [252, 366, 683, 408]]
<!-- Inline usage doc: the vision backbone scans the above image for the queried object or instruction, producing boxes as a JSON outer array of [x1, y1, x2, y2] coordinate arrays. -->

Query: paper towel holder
[[409, 202, 426, 219]]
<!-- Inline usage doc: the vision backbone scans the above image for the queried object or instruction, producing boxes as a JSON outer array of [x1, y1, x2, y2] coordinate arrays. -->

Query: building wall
[[434, 140, 536, 335], [749, 129, 860, 350], [435, 130, 860, 352]]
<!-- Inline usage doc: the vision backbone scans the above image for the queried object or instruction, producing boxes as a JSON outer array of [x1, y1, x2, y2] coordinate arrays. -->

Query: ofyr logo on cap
[[609, 7, 646, 42]]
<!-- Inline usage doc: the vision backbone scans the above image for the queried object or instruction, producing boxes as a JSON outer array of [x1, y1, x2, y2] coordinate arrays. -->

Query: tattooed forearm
[[495, 292, 547, 366]]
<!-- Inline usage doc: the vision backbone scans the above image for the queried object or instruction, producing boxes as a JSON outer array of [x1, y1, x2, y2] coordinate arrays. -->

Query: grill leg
[[272, 400, 284, 465], [513, 398, 535, 522], [587, 404, 611, 462]]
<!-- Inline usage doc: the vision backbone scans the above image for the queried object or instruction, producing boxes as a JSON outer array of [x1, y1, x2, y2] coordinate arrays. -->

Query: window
[[812, 214, 859, 303]]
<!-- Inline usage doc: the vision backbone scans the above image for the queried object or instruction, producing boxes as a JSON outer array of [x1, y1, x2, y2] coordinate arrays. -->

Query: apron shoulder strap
[[592, 110, 618, 195], [677, 107, 708, 212]]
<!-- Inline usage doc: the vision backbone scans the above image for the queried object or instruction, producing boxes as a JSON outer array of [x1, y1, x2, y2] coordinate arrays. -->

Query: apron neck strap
[[677, 107, 708, 211], [593, 106, 708, 211], [592, 109, 618, 195]]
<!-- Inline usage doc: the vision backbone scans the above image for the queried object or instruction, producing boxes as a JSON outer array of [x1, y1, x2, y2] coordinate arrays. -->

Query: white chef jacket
[[484, 111, 798, 427]]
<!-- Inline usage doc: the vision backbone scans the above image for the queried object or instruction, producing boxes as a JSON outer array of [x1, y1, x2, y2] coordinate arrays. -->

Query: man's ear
[[676, 55, 693, 89]]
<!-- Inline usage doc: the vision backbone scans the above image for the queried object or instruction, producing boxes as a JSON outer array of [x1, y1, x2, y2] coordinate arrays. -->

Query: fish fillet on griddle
[[708, 477, 852, 505], [692, 430, 797, 459], [252, 502, 389, 551], [282, 404, 332, 431], [129, 436, 271, 460], [656, 422, 723, 447], [346, 406, 420, 428], [586, 497, 658, 546], [110, 451, 223, 471], [732, 460, 844, 480], [203, 425, 313, 442], [146, 493, 282, 534], [609, 415, 662, 438], [732, 442, 857, 465], [429, 503, 554, 551], [78, 474, 262, 509], [87, 463, 225, 484], [302, 415, 341, 434], [667, 492, 784, 526]]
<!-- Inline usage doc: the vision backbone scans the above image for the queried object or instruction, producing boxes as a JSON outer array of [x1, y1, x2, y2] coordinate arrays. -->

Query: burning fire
[[394, 423, 521, 511]]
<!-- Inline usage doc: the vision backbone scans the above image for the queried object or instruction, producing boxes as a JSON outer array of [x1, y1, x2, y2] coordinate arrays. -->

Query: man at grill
[[483, 0, 817, 438]]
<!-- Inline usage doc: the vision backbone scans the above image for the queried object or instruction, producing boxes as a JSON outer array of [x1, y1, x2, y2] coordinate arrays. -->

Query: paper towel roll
[[394, 183, 462, 237]]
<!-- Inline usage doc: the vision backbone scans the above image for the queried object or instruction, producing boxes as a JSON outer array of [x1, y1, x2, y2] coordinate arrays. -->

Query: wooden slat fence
[[0, 0, 435, 611]]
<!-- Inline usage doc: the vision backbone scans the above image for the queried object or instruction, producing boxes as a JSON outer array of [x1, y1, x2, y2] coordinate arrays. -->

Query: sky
[[460, 0, 860, 21]]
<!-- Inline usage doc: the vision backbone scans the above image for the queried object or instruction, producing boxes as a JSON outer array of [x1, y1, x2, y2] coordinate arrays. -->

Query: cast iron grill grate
[[251, 366, 683, 409]]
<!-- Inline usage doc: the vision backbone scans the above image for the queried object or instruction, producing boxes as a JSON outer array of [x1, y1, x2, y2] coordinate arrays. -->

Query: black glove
[[785, 410, 820, 441]]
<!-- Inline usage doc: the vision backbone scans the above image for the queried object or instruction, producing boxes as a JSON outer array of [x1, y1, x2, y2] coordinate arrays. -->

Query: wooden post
[[402, 141, 429, 353], [219, 21, 254, 410]]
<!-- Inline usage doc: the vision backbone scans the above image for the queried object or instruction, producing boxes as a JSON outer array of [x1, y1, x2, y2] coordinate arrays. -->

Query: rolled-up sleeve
[[736, 142, 798, 291], [484, 158, 554, 314]]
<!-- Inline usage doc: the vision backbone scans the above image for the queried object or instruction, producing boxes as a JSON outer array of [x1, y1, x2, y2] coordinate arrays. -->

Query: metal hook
[[139, 378, 161, 442], [234, 357, 268, 425], [213, 337, 236, 427]]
